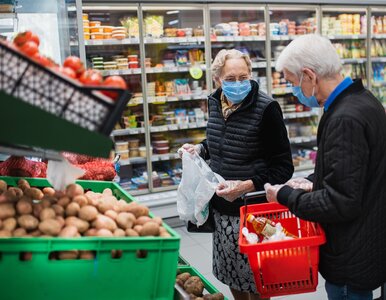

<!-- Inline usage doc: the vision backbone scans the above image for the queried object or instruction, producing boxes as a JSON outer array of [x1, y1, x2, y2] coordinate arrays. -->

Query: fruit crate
[[0, 176, 180, 300], [175, 266, 227, 300], [0, 41, 130, 135], [239, 203, 326, 298]]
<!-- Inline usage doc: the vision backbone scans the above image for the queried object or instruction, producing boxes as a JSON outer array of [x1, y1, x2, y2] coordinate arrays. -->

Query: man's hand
[[285, 177, 313, 192], [177, 143, 202, 158], [264, 183, 285, 203], [216, 180, 254, 202]]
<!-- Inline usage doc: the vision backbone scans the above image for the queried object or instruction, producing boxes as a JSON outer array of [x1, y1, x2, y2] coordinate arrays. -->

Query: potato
[[160, 232, 172, 237], [13, 227, 27, 237], [59, 226, 78, 237], [66, 184, 84, 198], [114, 228, 126, 237], [84, 228, 98, 236], [78, 205, 98, 221], [65, 217, 89, 233], [93, 215, 117, 232], [0, 180, 7, 193], [97, 202, 114, 214], [40, 197, 53, 208], [29, 230, 42, 237], [58, 250, 78, 260], [177, 272, 191, 283], [54, 190, 65, 198], [24, 188, 44, 200], [17, 179, 30, 190], [8, 187, 23, 198], [125, 228, 139, 237], [39, 219, 62, 236], [73, 195, 88, 207], [0, 189, 17, 203], [184, 276, 204, 297], [0, 229, 12, 237], [42, 187, 55, 196], [79, 251, 95, 260], [116, 212, 135, 230], [57, 196, 71, 207], [16, 199, 33, 215], [133, 225, 143, 233], [96, 229, 113, 237], [39, 208, 56, 221], [33, 203, 43, 218], [55, 216, 65, 227], [159, 226, 168, 234], [203, 293, 225, 300], [135, 216, 152, 226], [52, 204, 64, 217], [102, 188, 113, 196], [0, 203, 16, 219], [65, 202, 80, 217], [152, 217, 163, 226], [139, 222, 160, 237], [128, 205, 149, 218], [176, 278, 184, 287], [18, 215, 38, 230], [2, 217, 17, 231], [104, 210, 118, 220]]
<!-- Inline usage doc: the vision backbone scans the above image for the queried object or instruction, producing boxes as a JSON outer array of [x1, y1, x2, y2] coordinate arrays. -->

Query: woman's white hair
[[276, 34, 342, 79], [211, 49, 252, 79]]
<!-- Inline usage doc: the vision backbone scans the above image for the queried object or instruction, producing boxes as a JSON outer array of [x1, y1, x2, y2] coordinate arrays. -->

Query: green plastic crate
[[0, 176, 180, 300], [175, 266, 228, 300], [177, 255, 190, 266]]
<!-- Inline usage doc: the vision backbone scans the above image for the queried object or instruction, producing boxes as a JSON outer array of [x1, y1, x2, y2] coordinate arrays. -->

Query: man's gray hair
[[276, 34, 342, 78]]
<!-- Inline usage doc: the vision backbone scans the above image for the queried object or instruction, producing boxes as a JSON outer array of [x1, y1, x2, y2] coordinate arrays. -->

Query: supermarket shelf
[[371, 57, 386, 63], [283, 111, 319, 119], [101, 68, 141, 76], [151, 152, 180, 162], [85, 38, 140, 46], [326, 34, 366, 40], [271, 35, 301, 41], [152, 186, 179, 193], [212, 35, 265, 42], [101, 65, 206, 76], [372, 34, 386, 39], [341, 58, 366, 64], [272, 86, 293, 95], [85, 36, 205, 46], [111, 127, 145, 136], [251, 61, 267, 68], [372, 81, 386, 87], [125, 188, 150, 197], [290, 135, 317, 144], [0, 13, 15, 19], [120, 157, 147, 166], [128, 93, 209, 106], [151, 121, 207, 133]]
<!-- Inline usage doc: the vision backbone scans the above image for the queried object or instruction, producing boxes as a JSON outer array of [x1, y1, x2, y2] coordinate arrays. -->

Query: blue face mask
[[292, 74, 320, 108], [221, 80, 252, 104]]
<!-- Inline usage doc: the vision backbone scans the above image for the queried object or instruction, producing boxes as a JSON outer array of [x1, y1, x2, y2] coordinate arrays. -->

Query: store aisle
[[175, 226, 381, 300]]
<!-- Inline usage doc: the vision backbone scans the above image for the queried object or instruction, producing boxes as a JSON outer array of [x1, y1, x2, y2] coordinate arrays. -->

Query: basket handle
[[241, 190, 266, 227]]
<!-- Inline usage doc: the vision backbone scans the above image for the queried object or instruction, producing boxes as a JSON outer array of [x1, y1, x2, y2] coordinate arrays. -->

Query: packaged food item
[[91, 33, 104, 40], [247, 214, 297, 239], [116, 150, 129, 160], [120, 17, 139, 37], [139, 146, 147, 157], [82, 13, 89, 21], [130, 148, 139, 157], [84, 33, 91, 40], [144, 15, 164, 38], [103, 26, 114, 33], [153, 140, 169, 148], [115, 141, 129, 152], [90, 21, 101, 27], [154, 147, 169, 154], [128, 61, 139, 69], [128, 139, 140, 148]]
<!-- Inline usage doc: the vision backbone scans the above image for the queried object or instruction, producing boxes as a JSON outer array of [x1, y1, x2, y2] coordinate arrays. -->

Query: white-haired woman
[[265, 34, 386, 300], [180, 49, 294, 300]]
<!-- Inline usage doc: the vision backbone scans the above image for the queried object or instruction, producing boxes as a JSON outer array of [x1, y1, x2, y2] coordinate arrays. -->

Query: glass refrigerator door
[[370, 7, 386, 107], [210, 6, 267, 92], [269, 6, 319, 174], [322, 7, 367, 83], [82, 4, 145, 194], [142, 5, 207, 192]]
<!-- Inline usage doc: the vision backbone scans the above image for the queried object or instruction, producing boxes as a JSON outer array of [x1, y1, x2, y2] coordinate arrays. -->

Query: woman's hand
[[177, 143, 202, 158], [264, 183, 285, 203], [216, 180, 254, 202]]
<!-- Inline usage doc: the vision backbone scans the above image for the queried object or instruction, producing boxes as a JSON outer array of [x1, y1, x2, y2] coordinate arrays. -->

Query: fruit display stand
[[175, 266, 227, 300], [0, 176, 180, 300], [0, 40, 131, 158]]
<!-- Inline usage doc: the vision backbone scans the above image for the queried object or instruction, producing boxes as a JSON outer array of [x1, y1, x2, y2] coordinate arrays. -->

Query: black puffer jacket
[[278, 80, 386, 290], [202, 80, 294, 216]]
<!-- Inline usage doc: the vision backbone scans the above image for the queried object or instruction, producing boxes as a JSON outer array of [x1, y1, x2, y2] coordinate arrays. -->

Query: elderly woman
[[181, 49, 293, 300]]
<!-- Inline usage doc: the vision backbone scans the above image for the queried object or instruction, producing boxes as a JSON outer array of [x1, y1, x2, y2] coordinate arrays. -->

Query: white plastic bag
[[47, 155, 85, 191], [177, 151, 225, 226]]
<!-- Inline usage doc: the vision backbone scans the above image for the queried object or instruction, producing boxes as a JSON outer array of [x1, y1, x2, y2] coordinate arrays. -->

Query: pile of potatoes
[[0, 179, 171, 242], [176, 272, 224, 300]]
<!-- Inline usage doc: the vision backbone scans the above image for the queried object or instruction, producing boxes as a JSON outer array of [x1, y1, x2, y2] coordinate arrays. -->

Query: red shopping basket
[[239, 202, 326, 298]]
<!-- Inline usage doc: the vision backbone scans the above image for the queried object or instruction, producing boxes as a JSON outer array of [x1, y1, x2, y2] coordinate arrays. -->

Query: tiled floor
[[175, 226, 381, 300]]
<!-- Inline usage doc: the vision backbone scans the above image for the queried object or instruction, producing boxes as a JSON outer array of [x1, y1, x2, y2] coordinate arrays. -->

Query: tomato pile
[[10, 31, 127, 101]]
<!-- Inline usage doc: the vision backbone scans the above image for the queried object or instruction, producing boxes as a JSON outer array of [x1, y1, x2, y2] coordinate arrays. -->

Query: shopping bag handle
[[241, 190, 266, 227]]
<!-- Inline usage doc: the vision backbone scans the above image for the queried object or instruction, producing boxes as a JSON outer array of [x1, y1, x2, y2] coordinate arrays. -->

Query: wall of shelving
[[76, 2, 386, 196]]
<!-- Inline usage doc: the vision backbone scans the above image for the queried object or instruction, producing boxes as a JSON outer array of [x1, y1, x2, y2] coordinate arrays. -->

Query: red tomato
[[79, 69, 103, 85], [13, 31, 32, 46], [20, 41, 39, 56], [32, 53, 53, 67], [30, 33, 40, 47], [101, 76, 127, 100], [60, 67, 77, 79], [63, 56, 85, 76]]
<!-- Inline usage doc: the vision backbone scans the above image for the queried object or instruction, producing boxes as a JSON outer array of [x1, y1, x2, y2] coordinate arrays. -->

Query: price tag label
[[168, 96, 178, 102], [92, 40, 103, 45], [187, 37, 196, 43], [180, 124, 188, 129], [182, 95, 191, 100], [151, 127, 159, 132], [151, 156, 159, 162], [169, 67, 178, 72], [160, 154, 169, 161], [169, 124, 178, 131]]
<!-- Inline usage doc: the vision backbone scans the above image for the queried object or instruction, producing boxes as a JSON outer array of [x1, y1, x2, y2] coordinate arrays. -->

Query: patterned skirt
[[212, 208, 257, 293]]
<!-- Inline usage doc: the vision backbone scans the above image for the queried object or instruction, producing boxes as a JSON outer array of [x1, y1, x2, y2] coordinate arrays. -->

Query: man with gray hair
[[265, 34, 386, 300]]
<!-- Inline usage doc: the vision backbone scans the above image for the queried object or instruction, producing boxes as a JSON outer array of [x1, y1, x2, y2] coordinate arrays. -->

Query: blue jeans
[[326, 281, 373, 300]]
